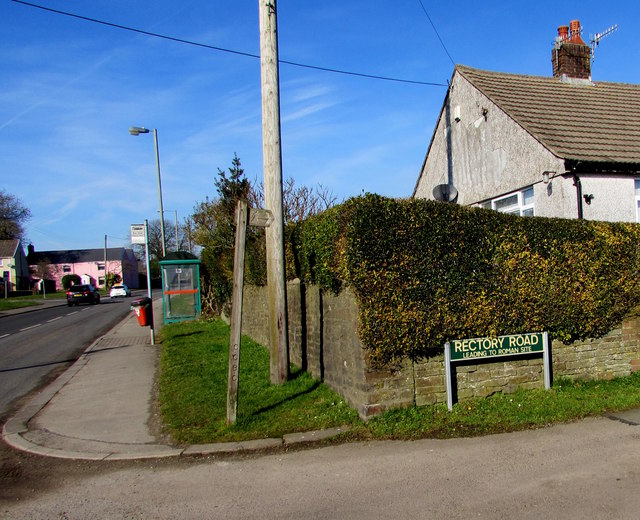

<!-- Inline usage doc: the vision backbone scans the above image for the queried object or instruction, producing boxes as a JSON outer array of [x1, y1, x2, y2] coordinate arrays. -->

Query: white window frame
[[478, 187, 535, 217], [634, 179, 640, 223]]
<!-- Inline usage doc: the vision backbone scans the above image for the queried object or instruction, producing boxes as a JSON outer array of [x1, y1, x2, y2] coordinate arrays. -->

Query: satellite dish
[[432, 184, 458, 203]]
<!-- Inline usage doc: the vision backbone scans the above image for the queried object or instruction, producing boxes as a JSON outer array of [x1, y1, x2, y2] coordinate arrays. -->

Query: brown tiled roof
[[457, 65, 640, 166], [0, 239, 19, 258]]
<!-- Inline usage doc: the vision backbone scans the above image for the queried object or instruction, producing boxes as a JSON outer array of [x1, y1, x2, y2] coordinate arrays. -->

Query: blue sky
[[2, 1, 639, 252]]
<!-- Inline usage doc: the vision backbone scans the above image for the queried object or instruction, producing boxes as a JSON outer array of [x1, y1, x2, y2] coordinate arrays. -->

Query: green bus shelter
[[159, 252, 201, 324]]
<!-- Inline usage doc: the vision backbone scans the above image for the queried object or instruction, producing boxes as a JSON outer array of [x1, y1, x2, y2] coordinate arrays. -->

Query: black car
[[66, 284, 101, 306]]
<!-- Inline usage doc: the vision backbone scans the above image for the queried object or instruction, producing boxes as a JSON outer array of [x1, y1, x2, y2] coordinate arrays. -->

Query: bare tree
[[253, 177, 339, 224], [0, 189, 31, 241], [34, 260, 53, 281]]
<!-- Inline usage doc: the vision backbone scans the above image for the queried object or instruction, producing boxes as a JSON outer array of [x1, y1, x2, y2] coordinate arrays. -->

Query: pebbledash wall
[[239, 281, 640, 419]]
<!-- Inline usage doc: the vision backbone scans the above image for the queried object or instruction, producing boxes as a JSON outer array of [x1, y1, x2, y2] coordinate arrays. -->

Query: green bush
[[61, 274, 81, 290], [293, 194, 640, 367]]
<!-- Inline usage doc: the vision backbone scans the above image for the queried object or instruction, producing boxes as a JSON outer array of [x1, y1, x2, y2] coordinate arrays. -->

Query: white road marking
[[47, 316, 63, 323], [0, 333, 10, 339], [20, 323, 42, 332]]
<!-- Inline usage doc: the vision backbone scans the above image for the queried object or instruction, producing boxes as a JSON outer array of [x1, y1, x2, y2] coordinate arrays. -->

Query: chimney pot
[[557, 25, 569, 43], [569, 19, 585, 44]]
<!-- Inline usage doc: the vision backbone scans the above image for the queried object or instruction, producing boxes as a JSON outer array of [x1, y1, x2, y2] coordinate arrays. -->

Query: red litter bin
[[131, 297, 152, 327]]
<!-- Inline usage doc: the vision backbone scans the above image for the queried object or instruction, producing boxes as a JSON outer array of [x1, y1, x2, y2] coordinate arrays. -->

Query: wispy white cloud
[[282, 102, 337, 123]]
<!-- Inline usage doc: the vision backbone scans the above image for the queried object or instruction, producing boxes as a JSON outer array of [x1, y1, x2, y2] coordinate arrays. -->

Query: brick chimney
[[552, 20, 591, 81]]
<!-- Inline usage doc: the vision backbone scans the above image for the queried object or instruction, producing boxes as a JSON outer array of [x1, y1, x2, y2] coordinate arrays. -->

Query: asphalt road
[[0, 296, 136, 419], [1, 414, 639, 519]]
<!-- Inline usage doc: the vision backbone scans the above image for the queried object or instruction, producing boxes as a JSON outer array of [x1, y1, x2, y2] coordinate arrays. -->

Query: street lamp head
[[129, 126, 150, 136]]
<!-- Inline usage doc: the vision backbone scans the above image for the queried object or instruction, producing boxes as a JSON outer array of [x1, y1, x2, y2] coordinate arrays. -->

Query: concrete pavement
[[1, 297, 347, 460]]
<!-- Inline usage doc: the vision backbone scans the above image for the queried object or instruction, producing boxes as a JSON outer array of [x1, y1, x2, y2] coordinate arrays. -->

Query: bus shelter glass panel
[[162, 264, 200, 323]]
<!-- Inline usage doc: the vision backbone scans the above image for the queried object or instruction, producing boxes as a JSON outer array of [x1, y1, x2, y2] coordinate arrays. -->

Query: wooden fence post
[[227, 199, 248, 424]]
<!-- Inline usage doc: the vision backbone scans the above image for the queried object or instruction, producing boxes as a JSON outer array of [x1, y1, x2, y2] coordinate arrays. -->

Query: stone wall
[[240, 281, 373, 414], [239, 283, 640, 419]]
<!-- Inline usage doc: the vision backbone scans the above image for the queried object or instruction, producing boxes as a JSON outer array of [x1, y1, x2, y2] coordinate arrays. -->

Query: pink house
[[27, 245, 139, 290]]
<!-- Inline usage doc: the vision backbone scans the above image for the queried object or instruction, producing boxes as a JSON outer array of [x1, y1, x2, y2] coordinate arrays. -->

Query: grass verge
[[158, 319, 640, 444], [0, 292, 66, 311], [159, 319, 360, 444]]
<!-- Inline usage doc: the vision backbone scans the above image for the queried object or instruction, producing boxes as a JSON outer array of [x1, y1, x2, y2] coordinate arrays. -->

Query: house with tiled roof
[[413, 20, 640, 222], [0, 239, 29, 292], [27, 245, 139, 291]]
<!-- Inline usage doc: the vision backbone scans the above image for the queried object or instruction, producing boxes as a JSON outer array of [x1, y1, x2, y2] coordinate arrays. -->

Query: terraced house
[[27, 245, 139, 291], [414, 20, 640, 222]]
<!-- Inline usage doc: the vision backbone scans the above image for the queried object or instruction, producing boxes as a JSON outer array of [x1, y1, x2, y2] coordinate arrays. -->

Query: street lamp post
[[129, 126, 167, 258]]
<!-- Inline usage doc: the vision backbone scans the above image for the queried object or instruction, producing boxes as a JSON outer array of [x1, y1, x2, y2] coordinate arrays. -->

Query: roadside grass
[[365, 375, 640, 439], [158, 318, 640, 444], [159, 319, 360, 444], [0, 291, 66, 311]]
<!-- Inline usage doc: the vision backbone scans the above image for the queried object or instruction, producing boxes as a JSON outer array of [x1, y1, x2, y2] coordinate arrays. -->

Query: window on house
[[479, 187, 535, 217], [63, 265, 71, 273], [635, 179, 640, 223], [97, 263, 105, 271]]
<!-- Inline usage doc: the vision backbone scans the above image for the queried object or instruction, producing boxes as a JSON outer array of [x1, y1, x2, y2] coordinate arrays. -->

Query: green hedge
[[294, 194, 640, 367]]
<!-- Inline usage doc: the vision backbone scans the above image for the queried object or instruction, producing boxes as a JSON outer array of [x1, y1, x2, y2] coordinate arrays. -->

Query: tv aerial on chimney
[[590, 24, 618, 61]]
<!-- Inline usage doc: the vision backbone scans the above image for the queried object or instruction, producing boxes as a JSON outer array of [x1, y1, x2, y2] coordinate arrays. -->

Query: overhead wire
[[416, 0, 455, 66], [12, 0, 448, 87]]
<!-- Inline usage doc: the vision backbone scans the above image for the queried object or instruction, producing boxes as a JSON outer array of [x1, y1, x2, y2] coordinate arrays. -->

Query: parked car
[[109, 284, 131, 298], [66, 284, 101, 306]]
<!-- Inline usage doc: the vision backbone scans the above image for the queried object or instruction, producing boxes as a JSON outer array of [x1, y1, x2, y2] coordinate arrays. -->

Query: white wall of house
[[415, 72, 566, 208], [535, 175, 578, 219], [580, 175, 637, 222], [413, 72, 640, 223], [534, 174, 637, 222]]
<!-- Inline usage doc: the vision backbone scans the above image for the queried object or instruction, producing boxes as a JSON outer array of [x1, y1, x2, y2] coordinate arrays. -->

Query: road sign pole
[[543, 332, 551, 389], [144, 219, 155, 345], [445, 342, 453, 411]]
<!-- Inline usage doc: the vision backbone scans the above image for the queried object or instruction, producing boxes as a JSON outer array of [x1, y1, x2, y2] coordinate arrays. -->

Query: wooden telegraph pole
[[259, 0, 289, 384]]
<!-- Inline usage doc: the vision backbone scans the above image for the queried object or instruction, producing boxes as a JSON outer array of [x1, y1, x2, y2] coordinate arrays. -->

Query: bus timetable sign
[[444, 332, 550, 411], [130, 224, 146, 245]]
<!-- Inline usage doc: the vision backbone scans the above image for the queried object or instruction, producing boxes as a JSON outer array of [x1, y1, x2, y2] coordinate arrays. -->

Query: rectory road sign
[[445, 332, 550, 411], [449, 332, 544, 361]]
